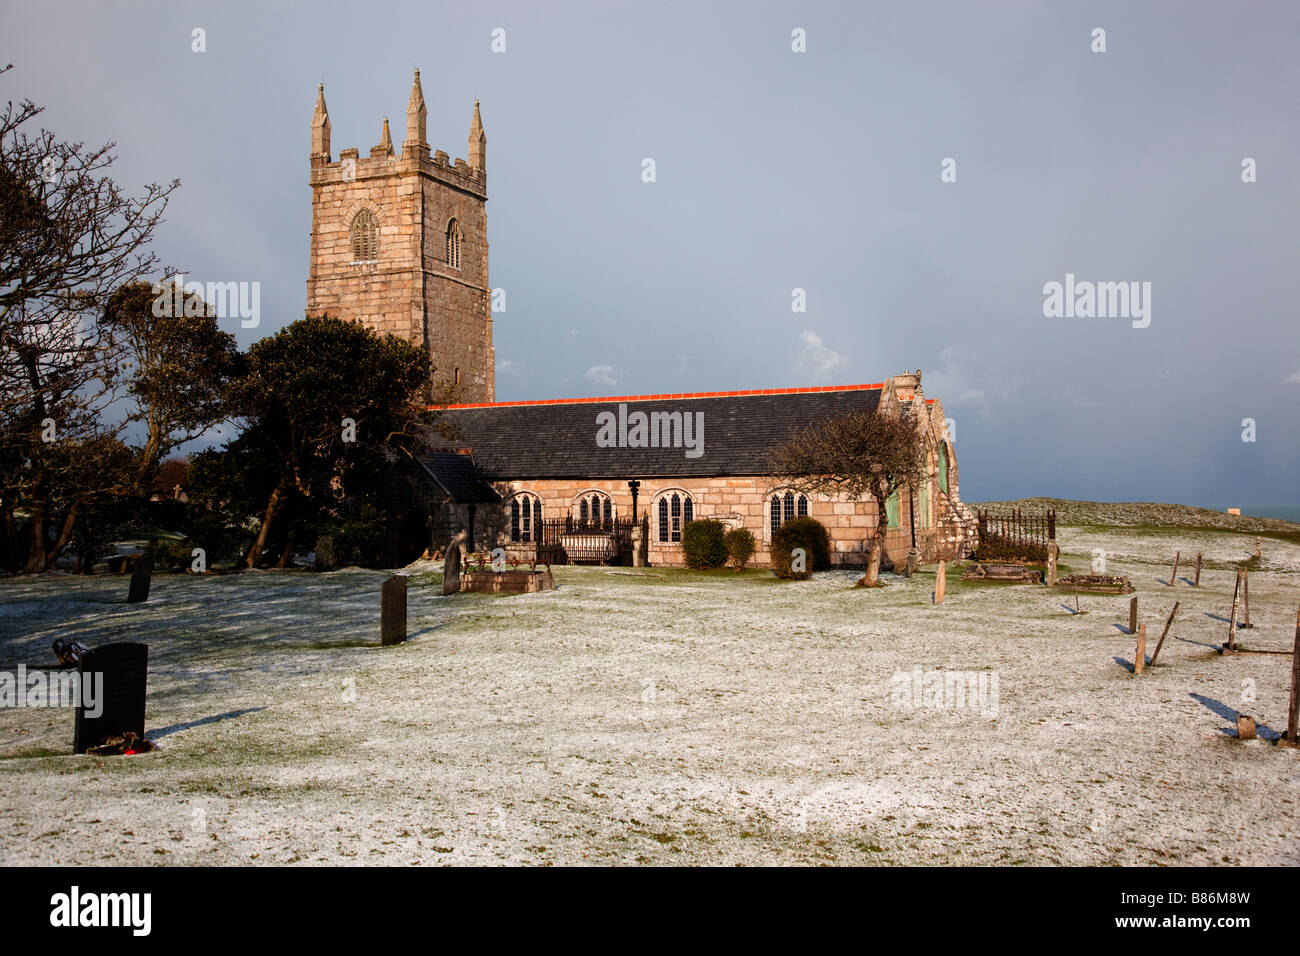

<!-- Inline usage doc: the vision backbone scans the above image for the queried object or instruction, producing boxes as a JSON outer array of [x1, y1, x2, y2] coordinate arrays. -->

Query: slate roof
[[433, 385, 886, 480], [417, 451, 502, 503]]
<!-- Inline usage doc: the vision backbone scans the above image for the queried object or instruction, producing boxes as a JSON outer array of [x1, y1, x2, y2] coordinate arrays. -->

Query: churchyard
[[0, 502, 1297, 865]]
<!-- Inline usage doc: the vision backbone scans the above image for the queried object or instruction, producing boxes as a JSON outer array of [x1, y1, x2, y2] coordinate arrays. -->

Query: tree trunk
[[43, 499, 82, 571], [246, 483, 287, 568], [276, 537, 294, 568], [22, 496, 47, 574], [858, 524, 887, 587], [0, 498, 19, 572], [857, 481, 893, 587]]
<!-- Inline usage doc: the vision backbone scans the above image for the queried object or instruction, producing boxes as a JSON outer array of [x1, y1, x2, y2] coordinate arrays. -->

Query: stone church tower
[[306, 70, 495, 402]]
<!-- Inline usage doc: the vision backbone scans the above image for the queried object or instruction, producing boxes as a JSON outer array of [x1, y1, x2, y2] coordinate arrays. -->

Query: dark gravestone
[[381, 575, 407, 645], [314, 535, 338, 571], [126, 553, 154, 603], [441, 533, 464, 596], [74, 642, 148, 754]]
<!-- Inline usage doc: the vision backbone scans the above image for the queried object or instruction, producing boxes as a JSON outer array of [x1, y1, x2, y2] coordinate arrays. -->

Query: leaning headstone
[[1128, 596, 1138, 636], [126, 553, 154, 604], [381, 575, 407, 646], [1134, 624, 1147, 674], [441, 533, 465, 596], [934, 560, 946, 604], [74, 642, 148, 755]]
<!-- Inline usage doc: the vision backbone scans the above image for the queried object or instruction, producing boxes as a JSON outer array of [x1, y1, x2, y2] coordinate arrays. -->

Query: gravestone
[[314, 535, 338, 571], [1046, 547, 1058, 587], [934, 560, 946, 604], [74, 642, 148, 754], [1134, 624, 1147, 674], [1128, 596, 1138, 636], [126, 553, 154, 603], [381, 575, 407, 645], [441, 532, 465, 596], [904, 548, 919, 577]]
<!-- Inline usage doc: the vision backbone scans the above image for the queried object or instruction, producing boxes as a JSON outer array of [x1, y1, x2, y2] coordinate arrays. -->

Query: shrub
[[771, 516, 831, 579], [682, 518, 728, 569], [724, 527, 756, 571], [149, 536, 195, 572]]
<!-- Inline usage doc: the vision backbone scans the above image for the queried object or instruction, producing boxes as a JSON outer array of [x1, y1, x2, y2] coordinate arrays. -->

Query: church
[[306, 72, 976, 569]]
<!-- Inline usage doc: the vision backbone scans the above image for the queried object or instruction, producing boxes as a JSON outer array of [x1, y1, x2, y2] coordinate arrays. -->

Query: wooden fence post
[[1283, 606, 1299, 747], [1241, 568, 1251, 628], [1193, 552, 1202, 587], [1225, 571, 1241, 652], [1128, 595, 1138, 635], [1148, 601, 1179, 666], [935, 560, 946, 604], [1134, 624, 1147, 674], [1169, 551, 1180, 587]]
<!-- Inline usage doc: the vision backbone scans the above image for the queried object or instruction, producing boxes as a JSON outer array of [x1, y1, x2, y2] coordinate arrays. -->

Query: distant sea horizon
[[1198, 504, 1300, 523], [974, 498, 1300, 524]]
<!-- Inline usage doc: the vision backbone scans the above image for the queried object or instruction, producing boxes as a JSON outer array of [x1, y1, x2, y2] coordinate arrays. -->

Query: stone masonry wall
[[308, 146, 494, 403]]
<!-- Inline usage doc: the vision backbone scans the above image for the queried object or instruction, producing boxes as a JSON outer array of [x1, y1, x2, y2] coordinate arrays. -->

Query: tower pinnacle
[[404, 68, 427, 156], [468, 99, 486, 173], [310, 83, 331, 164]]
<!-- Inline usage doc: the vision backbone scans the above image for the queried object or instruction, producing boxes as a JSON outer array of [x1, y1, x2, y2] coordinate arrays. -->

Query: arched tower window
[[350, 209, 379, 261], [446, 219, 462, 269], [509, 493, 543, 543]]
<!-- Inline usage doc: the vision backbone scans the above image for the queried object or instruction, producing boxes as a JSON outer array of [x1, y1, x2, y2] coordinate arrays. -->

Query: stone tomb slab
[[1054, 573, 1135, 595], [962, 562, 1043, 584]]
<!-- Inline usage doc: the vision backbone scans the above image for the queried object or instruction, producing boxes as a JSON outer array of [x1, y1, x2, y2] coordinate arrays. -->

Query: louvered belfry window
[[446, 219, 462, 268], [351, 209, 378, 261]]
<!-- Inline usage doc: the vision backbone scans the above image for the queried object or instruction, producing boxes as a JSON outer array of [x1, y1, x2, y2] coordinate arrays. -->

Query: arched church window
[[350, 209, 379, 261], [509, 493, 542, 543], [446, 219, 462, 269], [657, 492, 694, 543], [770, 492, 809, 536], [574, 491, 612, 529]]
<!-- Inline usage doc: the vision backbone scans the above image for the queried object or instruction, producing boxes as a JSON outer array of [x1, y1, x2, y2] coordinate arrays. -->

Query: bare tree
[[0, 68, 179, 570], [768, 406, 927, 586]]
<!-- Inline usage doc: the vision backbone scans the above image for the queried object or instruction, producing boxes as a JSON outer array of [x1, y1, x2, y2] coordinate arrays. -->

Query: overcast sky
[[4, 0, 1297, 506]]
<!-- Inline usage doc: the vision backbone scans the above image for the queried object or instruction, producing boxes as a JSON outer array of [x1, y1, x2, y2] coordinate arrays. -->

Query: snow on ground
[[0, 529, 1297, 866]]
